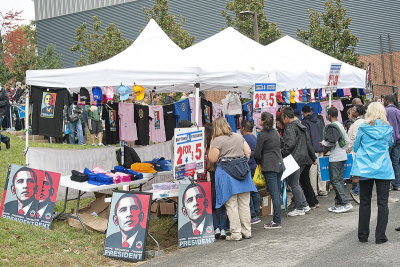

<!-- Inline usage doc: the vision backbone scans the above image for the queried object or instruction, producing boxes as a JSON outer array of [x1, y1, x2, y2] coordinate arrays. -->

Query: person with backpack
[[321, 107, 353, 213], [65, 101, 84, 145]]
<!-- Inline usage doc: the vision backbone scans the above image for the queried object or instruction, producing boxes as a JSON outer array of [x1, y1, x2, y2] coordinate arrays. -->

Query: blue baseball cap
[[285, 91, 291, 104], [118, 85, 132, 101], [92, 87, 103, 102]]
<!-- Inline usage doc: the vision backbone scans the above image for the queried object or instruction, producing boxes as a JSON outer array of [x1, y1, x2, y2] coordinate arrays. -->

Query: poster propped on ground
[[173, 127, 205, 180], [0, 164, 61, 229], [319, 154, 353, 182], [178, 182, 215, 248], [104, 191, 152, 262]]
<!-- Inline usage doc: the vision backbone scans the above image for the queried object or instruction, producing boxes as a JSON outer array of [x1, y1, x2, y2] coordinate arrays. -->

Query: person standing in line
[[350, 102, 394, 244], [281, 107, 316, 216], [346, 104, 366, 204], [208, 117, 256, 241], [240, 120, 261, 225], [254, 112, 284, 229], [321, 107, 353, 213], [301, 105, 327, 197], [383, 95, 400, 191]]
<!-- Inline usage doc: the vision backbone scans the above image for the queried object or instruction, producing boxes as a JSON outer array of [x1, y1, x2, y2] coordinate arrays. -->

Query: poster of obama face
[[0, 164, 61, 229], [178, 182, 215, 248], [104, 191, 152, 262]]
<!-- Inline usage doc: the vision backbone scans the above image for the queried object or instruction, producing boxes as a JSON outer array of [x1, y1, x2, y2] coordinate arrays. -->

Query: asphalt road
[[140, 189, 400, 267]]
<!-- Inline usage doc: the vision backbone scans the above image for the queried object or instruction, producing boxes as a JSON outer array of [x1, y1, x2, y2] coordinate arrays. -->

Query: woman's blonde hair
[[365, 102, 390, 125], [212, 117, 232, 137]]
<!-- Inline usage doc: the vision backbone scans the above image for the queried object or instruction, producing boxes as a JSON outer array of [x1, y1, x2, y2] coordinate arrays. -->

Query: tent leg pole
[[194, 83, 200, 126], [24, 87, 30, 164], [329, 91, 332, 107]]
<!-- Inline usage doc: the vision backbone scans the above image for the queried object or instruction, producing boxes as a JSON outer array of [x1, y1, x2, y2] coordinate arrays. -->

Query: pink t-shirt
[[253, 107, 277, 128], [149, 105, 166, 143], [343, 88, 351, 96], [320, 100, 344, 124], [212, 103, 224, 120], [118, 102, 137, 142], [188, 97, 202, 126]]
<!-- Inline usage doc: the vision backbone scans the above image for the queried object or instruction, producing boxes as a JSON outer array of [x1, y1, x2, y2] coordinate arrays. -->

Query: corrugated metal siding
[[36, 0, 229, 67], [36, 0, 400, 68], [265, 0, 400, 55], [34, 0, 140, 20]]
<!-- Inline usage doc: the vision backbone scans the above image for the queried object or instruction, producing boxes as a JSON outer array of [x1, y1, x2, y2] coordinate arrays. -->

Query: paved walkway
[[140, 189, 400, 267]]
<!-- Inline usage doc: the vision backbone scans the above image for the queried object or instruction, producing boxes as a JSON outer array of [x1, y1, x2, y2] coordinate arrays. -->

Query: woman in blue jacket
[[350, 102, 394, 244]]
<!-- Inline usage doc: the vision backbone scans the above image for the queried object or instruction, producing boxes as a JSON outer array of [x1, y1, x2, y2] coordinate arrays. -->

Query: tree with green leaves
[[36, 44, 64, 70], [297, 0, 363, 67], [70, 16, 132, 66], [143, 0, 194, 49], [221, 0, 281, 45]]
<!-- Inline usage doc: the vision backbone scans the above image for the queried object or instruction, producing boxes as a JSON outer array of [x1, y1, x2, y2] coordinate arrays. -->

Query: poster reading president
[[178, 182, 215, 248], [104, 191, 152, 262], [0, 164, 61, 229], [40, 92, 56, 118]]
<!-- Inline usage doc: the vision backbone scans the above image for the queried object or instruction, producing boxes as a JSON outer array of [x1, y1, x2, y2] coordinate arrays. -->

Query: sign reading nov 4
[[173, 127, 205, 179], [253, 83, 277, 109]]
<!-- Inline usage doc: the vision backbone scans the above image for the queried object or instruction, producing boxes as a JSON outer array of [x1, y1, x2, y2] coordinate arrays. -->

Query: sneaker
[[226, 235, 241, 241], [92, 143, 97, 146], [288, 209, 306, 217], [303, 206, 311, 213], [214, 228, 221, 239], [391, 186, 400, 191], [388, 197, 399, 203], [98, 143, 104, 146], [264, 221, 282, 229], [220, 229, 226, 239], [251, 217, 261, 224], [344, 203, 353, 211], [311, 204, 320, 209], [350, 191, 360, 204], [318, 191, 328, 197], [328, 205, 345, 212]]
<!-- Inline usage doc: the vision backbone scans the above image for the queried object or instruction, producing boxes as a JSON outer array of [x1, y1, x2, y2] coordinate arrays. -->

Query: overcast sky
[[0, 0, 35, 25]]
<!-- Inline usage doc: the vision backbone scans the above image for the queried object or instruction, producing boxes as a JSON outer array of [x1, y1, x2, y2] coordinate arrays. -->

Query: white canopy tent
[[26, 19, 200, 90], [261, 36, 366, 91], [182, 27, 271, 92]]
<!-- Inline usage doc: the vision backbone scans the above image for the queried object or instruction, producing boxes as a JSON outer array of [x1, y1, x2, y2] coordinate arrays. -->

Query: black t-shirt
[[163, 104, 176, 141], [340, 99, 353, 122], [102, 102, 119, 145], [201, 98, 213, 125], [31, 86, 70, 137], [134, 104, 150, 145]]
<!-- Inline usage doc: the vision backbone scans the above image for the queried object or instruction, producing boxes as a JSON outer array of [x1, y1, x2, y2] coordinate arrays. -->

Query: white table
[[55, 175, 149, 232]]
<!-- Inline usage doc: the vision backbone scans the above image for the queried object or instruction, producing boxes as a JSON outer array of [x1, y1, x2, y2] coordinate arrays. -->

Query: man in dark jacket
[[0, 86, 11, 149], [301, 106, 327, 197], [282, 107, 317, 216]]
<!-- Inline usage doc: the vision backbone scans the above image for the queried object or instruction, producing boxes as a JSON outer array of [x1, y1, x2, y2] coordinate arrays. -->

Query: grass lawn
[[0, 134, 178, 266]]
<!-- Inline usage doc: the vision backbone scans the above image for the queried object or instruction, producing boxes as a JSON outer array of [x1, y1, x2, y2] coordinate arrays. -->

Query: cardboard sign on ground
[[103, 191, 152, 262], [178, 182, 215, 248], [0, 164, 60, 229]]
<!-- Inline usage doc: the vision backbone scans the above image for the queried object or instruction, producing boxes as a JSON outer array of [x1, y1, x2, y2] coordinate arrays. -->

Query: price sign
[[326, 63, 342, 92], [253, 83, 276, 111], [173, 127, 205, 180]]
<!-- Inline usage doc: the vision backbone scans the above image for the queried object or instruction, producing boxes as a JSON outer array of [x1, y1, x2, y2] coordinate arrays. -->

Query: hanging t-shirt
[[163, 104, 176, 141], [320, 100, 344, 125], [253, 107, 277, 128], [102, 102, 119, 145], [149, 105, 166, 143], [174, 98, 191, 124], [31, 86, 70, 137], [188, 97, 202, 126], [201, 98, 213, 125], [296, 102, 322, 119], [212, 103, 223, 120], [134, 104, 150, 145], [242, 100, 253, 121], [343, 88, 351, 96], [225, 115, 238, 132], [340, 99, 353, 122], [118, 102, 137, 142]]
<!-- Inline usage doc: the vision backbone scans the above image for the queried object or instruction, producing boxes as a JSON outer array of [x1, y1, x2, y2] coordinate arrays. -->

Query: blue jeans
[[390, 143, 400, 188], [210, 171, 228, 230], [286, 165, 308, 209], [329, 161, 350, 205], [263, 164, 283, 224], [352, 182, 360, 195], [68, 119, 84, 144], [249, 190, 261, 218]]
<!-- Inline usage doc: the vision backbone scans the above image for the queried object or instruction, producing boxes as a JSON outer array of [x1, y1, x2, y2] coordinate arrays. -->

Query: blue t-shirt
[[297, 102, 322, 119], [336, 89, 344, 97], [243, 134, 257, 174], [242, 100, 253, 121], [225, 115, 237, 132], [174, 98, 191, 124]]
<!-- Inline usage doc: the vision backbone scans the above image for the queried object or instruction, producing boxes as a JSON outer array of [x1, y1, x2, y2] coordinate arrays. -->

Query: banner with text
[[319, 154, 353, 182]]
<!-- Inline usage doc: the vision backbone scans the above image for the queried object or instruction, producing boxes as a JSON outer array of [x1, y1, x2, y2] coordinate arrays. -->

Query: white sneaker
[[303, 206, 311, 213], [344, 203, 353, 211], [331, 206, 348, 213], [389, 197, 400, 203], [220, 229, 226, 239], [288, 209, 306, 217], [214, 228, 221, 238]]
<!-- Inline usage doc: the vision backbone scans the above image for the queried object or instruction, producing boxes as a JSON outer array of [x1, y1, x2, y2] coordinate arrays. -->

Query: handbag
[[253, 165, 266, 187]]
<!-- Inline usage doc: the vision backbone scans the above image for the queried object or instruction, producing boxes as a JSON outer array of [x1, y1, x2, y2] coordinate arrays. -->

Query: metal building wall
[[35, 0, 400, 68]]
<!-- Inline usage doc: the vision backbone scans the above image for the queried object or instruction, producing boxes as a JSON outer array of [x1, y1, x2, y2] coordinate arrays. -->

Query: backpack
[[116, 145, 141, 168], [324, 123, 348, 148]]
